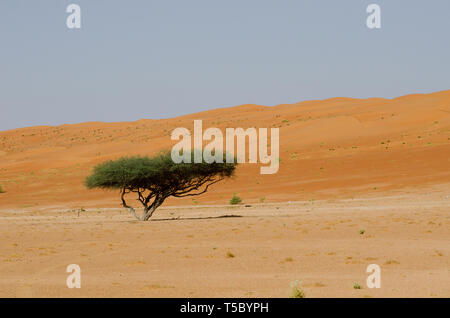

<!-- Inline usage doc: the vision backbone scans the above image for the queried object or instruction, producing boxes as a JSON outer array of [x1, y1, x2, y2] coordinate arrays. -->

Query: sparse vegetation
[[0, 185, 4, 193], [230, 193, 242, 205], [259, 196, 266, 203], [226, 251, 235, 258], [353, 283, 361, 289], [359, 229, 365, 235], [289, 280, 306, 298], [77, 207, 85, 217]]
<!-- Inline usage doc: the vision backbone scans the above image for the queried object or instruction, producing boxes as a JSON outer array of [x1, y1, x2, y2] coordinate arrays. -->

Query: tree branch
[[121, 188, 140, 220], [172, 177, 223, 197]]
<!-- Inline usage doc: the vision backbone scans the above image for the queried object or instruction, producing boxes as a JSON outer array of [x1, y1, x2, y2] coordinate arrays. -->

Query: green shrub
[[230, 193, 242, 205]]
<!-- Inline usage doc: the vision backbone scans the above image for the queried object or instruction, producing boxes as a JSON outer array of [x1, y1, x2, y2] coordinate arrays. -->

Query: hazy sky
[[1, 0, 449, 131]]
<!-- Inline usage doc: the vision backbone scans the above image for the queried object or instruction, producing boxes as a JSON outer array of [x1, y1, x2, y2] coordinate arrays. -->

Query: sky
[[1, 0, 449, 131]]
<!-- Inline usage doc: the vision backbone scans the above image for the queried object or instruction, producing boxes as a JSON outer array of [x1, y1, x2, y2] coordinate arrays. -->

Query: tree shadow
[[151, 214, 243, 222]]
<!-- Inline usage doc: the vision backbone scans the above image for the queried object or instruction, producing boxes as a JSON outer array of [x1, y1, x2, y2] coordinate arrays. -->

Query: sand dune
[[0, 90, 449, 210]]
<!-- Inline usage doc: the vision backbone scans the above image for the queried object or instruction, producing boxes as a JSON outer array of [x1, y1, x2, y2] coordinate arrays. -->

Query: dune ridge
[[0, 90, 449, 210]]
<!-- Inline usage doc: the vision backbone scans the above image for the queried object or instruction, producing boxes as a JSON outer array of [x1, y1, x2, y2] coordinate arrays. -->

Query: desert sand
[[0, 90, 449, 297]]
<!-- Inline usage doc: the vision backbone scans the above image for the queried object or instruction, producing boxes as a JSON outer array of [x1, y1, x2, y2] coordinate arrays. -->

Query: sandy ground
[[0, 188, 448, 298]]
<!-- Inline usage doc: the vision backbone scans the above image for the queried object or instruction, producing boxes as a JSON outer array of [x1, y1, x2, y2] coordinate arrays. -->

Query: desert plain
[[0, 90, 449, 297]]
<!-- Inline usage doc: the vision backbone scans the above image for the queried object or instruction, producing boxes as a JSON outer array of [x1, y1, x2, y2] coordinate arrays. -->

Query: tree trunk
[[141, 206, 157, 221], [126, 206, 140, 220], [121, 188, 141, 221], [124, 206, 153, 221], [121, 188, 163, 221]]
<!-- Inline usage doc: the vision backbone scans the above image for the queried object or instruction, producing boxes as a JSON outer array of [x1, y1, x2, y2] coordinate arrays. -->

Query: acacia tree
[[85, 151, 236, 221]]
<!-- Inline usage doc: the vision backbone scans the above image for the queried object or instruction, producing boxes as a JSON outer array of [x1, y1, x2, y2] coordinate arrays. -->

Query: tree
[[85, 151, 236, 221]]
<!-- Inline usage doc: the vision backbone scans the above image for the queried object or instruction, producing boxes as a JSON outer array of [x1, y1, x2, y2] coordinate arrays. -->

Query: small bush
[[230, 193, 242, 205], [359, 229, 365, 235], [0, 185, 4, 193], [289, 280, 305, 298], [226, 252, 235, 258], [353, 283, 361, 289]]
